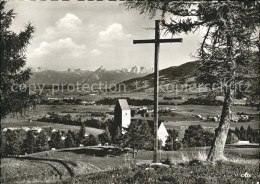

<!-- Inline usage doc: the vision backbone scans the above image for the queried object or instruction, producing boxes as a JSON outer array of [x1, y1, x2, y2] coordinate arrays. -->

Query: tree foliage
[[98, 127, 112, 145], [78, 124, 86, 144], [123, 120, 153, 157], [22, 131, 36, 154], [49, 131, 64, 149], [226, 130, 239, 144], [125, 1, 259, 161], [85, 134, 99, 146], [36, 130, 49, 152], [125, 1, 259, 88], [4, 129, 24, 155], [182, 125, 214, 147], [65, 130, 76, 148], [0, 1, 36, 118], [165, 129, 182, 151]]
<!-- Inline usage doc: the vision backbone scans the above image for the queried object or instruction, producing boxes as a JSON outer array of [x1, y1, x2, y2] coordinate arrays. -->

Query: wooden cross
[[133, 20, 182, 163]]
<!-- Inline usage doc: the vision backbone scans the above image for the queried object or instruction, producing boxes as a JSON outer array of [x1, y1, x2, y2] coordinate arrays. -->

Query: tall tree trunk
[[208, 34, 234, 161], [207, 87, 233, 161], [132, 147, 135, 158]]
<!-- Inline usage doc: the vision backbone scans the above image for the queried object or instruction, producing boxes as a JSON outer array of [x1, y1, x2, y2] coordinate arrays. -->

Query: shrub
[[172, 141, 182, 150], [182, 125, 214, 147], [226, 132, 239, 144]]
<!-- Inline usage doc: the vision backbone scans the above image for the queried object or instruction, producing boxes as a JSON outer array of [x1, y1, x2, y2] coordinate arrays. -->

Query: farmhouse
[[81, 101, 95, 105], [157, 122, 169, 146], [47, 97, 61, 102], [159, 107, 171, 112], [114, 99, 131, 134], [147, 121, 169, 147]]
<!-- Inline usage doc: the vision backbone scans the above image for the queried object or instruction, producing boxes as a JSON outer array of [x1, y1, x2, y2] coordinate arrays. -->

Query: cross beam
[[133, 20, 182, 163], [133, 38, 183, 44]]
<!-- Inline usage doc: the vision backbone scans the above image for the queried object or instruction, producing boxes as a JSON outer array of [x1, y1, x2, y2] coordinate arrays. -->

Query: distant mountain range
[[29, 66, 154, 85], [30, 57, 258, 94], [116, 61, 200, 91], [116, 58, 259, 93]]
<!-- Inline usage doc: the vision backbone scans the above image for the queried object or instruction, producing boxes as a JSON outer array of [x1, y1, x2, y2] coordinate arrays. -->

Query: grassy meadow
[[2, 94, 259, 183], [2, 144, 259, 184]]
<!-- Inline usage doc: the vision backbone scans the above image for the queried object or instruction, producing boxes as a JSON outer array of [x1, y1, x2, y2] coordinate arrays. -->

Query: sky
[[7, 1, 204, 71]]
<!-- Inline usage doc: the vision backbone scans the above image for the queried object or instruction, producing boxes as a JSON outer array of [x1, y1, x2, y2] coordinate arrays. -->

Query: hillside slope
[[116, 61, 200, 92]]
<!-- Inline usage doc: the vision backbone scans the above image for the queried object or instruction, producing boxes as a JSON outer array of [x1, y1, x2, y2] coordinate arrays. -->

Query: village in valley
[[1, 1, 259, 184]]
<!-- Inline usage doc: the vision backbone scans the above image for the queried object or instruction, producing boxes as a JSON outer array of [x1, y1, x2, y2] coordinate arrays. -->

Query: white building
[[114, 99, 131, 134], [158, 122, 169, 147]]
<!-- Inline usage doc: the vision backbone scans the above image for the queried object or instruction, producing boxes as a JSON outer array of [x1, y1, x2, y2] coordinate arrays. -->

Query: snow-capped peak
[[33, 67, 48, 72], [126, 66, 153, 74]]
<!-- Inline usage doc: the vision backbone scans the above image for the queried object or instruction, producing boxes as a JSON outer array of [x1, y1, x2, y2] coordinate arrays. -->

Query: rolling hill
[[116, 57, 259, 95], [116, 61, 200, 92]]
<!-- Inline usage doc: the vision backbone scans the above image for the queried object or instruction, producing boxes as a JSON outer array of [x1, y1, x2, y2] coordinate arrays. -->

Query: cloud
[[45, 13, 82, 39], [34, 37, 87, 57], [91, 49, 101, 56], [34, 41, 50, 55], [98, 23, 132, 41], [56, 13, 82, 29]]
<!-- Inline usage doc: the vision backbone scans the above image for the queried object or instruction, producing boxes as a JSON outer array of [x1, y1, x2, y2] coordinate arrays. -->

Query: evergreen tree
[[23, 131, 36, 154], [5, 129, 23, 155], [141, 120, 153, 150], [36, 130, 49, 152], [240, 126, 246, 140], [125, 1, 259, 161], [234, 127, 240, 140], [78, 124, 86, 144], [168, 129, 178, 140], [98, 127, 112, 145], [124, 120, 153, 158], [165, 129, 179, 151], [0, 1, 36, 118], [113, 126, 122, 145], [65, 130, 76, 148], [226, 130, 239, 144], [247, 125, 253, 138], [165, 136, 174, 151], [70, 130, 78, 146], [49, 131, 64, 149], [86, 134, 98, 146]]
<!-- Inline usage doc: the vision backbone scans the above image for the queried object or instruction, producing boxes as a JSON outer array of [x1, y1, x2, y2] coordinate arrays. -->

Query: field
[[2, 95, 258, 183], [2, 120, 103, 135], [135, 104, 258, 129], [2, 103, 258, 133], [2, 144, 259, 184], [1, 104, 112, 134]]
